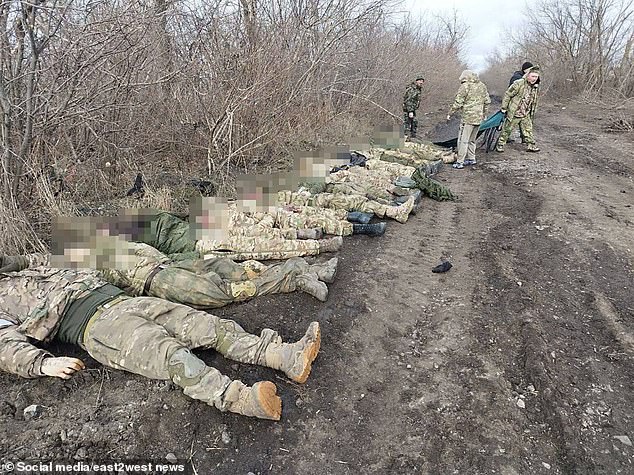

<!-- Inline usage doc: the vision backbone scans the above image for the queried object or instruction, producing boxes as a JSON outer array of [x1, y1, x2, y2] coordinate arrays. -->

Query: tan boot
[[310, 257, 338, 283], [224, 380, 282, 420], [297, 227, 324, 240], [296, 274, 328, 301], [264, 322, 321, 383], [318, 236, 343, 253]]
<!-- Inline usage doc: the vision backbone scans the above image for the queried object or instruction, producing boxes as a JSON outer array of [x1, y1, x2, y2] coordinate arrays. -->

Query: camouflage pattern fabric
[[411, 167, 457, 201], [275, 207, 353, 236], [497, 115, 536, 146], [402, 82, 422, 113], [15, 249, 318, 309], [81, 296, 281, 411], [448, 71, 491, 125], [0, 265, 104, 342], [278, 190, 414, 223], [195, 235, 321, 261], [501, 68, 540, 119]]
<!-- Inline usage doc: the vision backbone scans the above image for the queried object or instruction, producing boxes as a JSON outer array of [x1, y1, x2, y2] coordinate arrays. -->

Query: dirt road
[[1, 102, 632, 474]]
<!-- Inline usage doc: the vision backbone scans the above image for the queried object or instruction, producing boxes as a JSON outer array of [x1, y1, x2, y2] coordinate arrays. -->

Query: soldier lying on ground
[[235, 175, 386, 237], [277, 189, 416, 223], [109, 206, 343, 261], [0, 264, 321, 420], [2, 242, 338, 304]]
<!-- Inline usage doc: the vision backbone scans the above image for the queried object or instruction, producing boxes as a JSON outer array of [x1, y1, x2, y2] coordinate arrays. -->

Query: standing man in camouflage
[[403, 75, 425, 140], [0, 263, 321, 421], [446, 70, 491, 169], [496, 65, 541, 153]]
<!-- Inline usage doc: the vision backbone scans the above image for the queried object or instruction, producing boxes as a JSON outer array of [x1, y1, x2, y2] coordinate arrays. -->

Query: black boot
[[352, 222, 386, 237], [347, 211, 373, 224]]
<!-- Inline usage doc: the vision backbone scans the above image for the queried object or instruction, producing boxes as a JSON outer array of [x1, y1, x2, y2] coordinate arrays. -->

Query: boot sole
[[319, 258, 338, 283], [293, 322, 321, 384], [253, 381, 282, 421]]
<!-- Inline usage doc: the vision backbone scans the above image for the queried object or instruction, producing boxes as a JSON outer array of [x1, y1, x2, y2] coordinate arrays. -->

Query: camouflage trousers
[[229, 223, 297, 240], [195, 235, 320, 261], [403, 112, 418, 137], [365, 158, 415, 178], [148, 257, 314, 308], [81, 296, 280, 411], [498, 115, 536, 146], [276, 208, 353, 236], [279, 190, 413, 223], [456, 122, 479, 163]]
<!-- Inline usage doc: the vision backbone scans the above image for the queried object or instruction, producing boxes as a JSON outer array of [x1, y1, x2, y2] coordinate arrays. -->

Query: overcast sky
[[402, 0, 527, 72]]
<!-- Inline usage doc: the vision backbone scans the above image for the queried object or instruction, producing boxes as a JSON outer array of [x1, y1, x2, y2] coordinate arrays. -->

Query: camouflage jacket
[[402, 83, 422, 112], [502, 70, 540, 119], [449, 71, 491, 125], [0, 261, 107, 378]]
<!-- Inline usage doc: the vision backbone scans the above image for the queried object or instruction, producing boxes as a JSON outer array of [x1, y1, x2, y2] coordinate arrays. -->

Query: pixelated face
[[373, 124, 405, 149], [235, 174, 282, 213], [526, 72, 539, 84], [50, 216, 136, 270], [189, 196, 230, 241]]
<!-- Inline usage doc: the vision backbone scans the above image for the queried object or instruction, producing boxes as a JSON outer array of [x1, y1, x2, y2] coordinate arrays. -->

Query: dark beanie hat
[[521, 61, 534, 71]]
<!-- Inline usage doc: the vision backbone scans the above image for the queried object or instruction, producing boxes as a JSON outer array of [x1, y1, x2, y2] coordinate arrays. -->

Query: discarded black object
[[432, 261, 452, 273], [126, 173, 144, 198]]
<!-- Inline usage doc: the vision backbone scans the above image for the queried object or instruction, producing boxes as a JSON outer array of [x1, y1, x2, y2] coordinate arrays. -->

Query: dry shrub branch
[[0, 0, 466, 253]]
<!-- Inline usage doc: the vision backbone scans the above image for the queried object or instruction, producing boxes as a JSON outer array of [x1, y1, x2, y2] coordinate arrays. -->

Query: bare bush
[[0, 0, 467, 248], [506, 0, 634, 98]]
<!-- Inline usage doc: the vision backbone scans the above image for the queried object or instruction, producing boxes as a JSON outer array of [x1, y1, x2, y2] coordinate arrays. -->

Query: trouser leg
[[466, 124, 479, 160], [456, 122, 469, 163], [518, 116, 535, 144]]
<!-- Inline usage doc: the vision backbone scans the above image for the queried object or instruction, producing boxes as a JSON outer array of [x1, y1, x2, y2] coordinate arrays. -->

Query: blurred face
[[415, 79, 425, 87], [526, 72, 539, 84]]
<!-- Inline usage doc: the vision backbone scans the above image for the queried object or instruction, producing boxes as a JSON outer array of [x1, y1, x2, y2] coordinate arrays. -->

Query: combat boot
[[347, 211, 373, 224], [352, 222, 386, 236], [264, 322, 321, 383], [526, 144, 540, 152], [310, 257, 339, 283], [223, 380, 282, 420], [295, 274, 329, 301], [318, 236, 343, 253], [495, 143, 505, 153], [296, 227, 323, 240]]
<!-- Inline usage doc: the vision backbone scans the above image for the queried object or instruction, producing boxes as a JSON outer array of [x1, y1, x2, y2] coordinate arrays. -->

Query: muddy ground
[[1, 101, 633, 475]]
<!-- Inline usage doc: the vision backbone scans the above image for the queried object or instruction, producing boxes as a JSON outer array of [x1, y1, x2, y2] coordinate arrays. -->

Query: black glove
[[432, 261, 452, 273]]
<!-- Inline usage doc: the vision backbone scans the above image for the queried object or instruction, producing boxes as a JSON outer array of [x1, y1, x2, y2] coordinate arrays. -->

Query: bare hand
[[408, 112, 414, 119], [41, 356, 85, 379], [446, 115, 451, 121]]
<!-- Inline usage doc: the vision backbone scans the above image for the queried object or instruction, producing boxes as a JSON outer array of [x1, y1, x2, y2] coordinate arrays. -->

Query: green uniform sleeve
[[449, 83, 469, 115], [0, 325, 52, 378], [502, 81, 520, 111]]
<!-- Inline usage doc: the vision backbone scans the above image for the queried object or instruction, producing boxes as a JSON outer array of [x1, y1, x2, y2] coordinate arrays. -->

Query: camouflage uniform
[[244, 206, 354, 237], [0, 267, 315, 413], [448, 70, 491, 164], [17, 247, 324, 309], [497, 66, 540, 148], [402, 81, 423, 137], [139, 212, 322, 261], [278, 189, 415, 224]]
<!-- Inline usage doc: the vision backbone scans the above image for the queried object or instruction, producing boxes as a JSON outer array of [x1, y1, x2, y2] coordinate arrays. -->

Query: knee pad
[[167, 348, 209, 387]]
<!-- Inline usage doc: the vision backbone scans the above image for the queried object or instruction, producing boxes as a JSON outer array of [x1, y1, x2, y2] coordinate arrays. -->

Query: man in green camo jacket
[[496, 65, 541, 153]]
